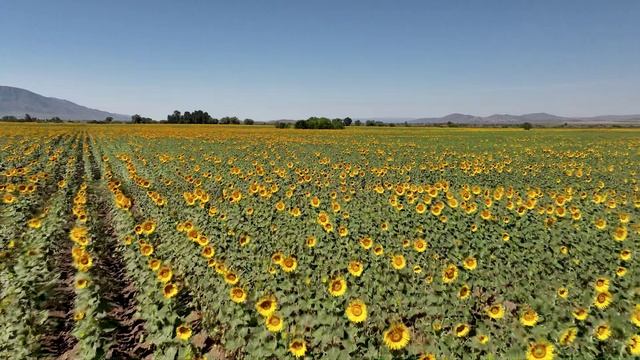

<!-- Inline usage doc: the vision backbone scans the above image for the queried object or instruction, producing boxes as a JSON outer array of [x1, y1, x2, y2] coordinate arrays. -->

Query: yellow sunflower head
[[176, 324, 192, 341], [486, 304, 505, 320], [230, 287, 247, 303], [594, 323, 611, 341], [328, 276, 347, 297], [256, 295, 277, 317], [347, 260, 363, 277], [526, 340, 554, 360], [391, 254, 406, 270], [345, 299, 367, 323], [593, 291, 613, 310], [454, 323, 470, 337], [383, 322, 411, 350], [520, 308, 538, 327], [288, 338, 307, 358], [265, 313, 284, 332]]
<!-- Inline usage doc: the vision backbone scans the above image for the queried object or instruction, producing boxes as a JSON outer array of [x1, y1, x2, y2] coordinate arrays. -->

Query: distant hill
[[358, 112, 640, 125], [0, 86, 129, 121]]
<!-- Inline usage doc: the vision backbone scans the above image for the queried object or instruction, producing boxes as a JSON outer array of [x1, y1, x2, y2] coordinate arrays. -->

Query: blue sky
[[1, 0, 639, 120]]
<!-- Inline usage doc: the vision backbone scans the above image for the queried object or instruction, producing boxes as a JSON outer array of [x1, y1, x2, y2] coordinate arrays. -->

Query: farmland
[[1, 123, 639, 360]]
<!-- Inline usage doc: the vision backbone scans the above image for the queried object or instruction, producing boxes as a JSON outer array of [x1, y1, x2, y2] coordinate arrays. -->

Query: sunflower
[[520, 308, 539, 327], [215, 262, 227, 275], [73, 310, 85, 321], [122, 235, 134, 245], [348, 260, 364, 277], [458, 284, 471, 300], [572, 307, 588, 321], [75, 253, 93, 272], [197, 235, 210, 247], [617, 266, 627, 277], [69, 226, 88, 242], [383, 322, 411, 350], [593, 291, 613, 310], [557, 287, 569, 299], [417, 353, 437, 360], [328, 277, 347, 297], [306, 235, 317, 248], [613, 227, 628, 241], [442, 264, 458, 284], [486, 304, 505, 320], [163, 283, 178, 299], [631, 305, 640, 326], [620, 249, 632, 261], [230, 287, 247, 303], [526, 341, 554, 360], [413, 265, 422, 274], [256, 295, 277, 317], [224, 272, 239, 285], [454, 323, 470, 337], [279, 256, 297, 273], [463, 256, 477, 270], [265, 313, 284, 332], [157, 266, 173, 283], [27, 218, 42, 229], [391, 254, 406, 270], [359, 237, 373, 250], [202, 245, 215, 258], [176, 324, 192, 341], [317, 211, 329, 225], [477, 333, 490, 345], [559, 327, 577, 346], [75, 278, 89, 289], [628, 335, 640, 355], [187, 229, 199, 241], [594, 323, 611, 341], [594, 277, 609, 292], [3, 193, 16, 204], [140, 244, 154, 257], [142, 220, 156, 235], [373, 244, 384, 256], [338, 226, 349, 237], [345, 299, 367, 323], [271, 251, 284, 265], [287, 338, 307, 359], [413, 238, 427, 252]]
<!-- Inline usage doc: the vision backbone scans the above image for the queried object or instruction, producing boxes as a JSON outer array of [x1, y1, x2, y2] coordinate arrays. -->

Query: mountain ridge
[[0, 86, 129, 121], [357, 112, 640, 124]]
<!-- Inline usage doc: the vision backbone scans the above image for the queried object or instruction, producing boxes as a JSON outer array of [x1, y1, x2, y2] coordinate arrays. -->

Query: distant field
[[1, 124, 639, 359]]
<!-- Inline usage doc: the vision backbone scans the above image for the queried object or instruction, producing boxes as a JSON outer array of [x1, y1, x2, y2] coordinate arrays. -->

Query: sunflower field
[[1, 123, 639, 360]]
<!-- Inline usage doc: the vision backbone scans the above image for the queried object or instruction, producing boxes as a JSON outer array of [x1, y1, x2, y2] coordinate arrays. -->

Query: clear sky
[[1, 0, 639, 120]]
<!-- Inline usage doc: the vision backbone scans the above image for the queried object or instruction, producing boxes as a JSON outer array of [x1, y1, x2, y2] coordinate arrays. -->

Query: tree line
[[1, 114, 64, 123], [166, 110, 254, 125]]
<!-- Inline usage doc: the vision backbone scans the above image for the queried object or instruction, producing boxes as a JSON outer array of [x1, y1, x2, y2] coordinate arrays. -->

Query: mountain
[[0, 86, 129, 121], [404, 112, 640, 124]]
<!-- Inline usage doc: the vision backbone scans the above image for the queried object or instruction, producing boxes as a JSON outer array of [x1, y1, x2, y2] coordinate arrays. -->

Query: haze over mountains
[[1, 86, 639, 124], [359, 112, 640, 125], [0, 86, 128, 121]]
